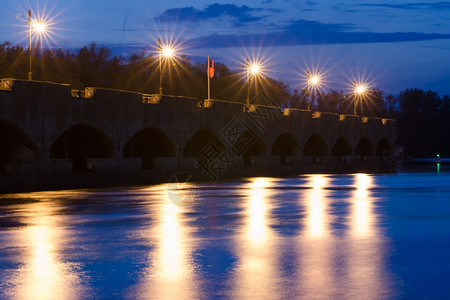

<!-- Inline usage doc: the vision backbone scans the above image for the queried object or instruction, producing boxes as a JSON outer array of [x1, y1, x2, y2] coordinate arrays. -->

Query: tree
[[0, 42, 28, 80], [396, 88, 443, 157]]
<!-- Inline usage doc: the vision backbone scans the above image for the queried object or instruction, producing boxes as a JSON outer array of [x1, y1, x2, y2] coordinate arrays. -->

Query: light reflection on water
[[129, 186, 199, 299], [231, 177, 281, 298], [1, 171, 449, 298], [352, 173, 374, 237], [306, 174, 329, 238], [0, 192, 87, 299], [347, 174, 384, 299], [298, 174, 334, 298]]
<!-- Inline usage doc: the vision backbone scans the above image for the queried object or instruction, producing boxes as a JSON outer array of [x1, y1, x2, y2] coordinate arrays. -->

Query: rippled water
[[0, 166, 449, 299]]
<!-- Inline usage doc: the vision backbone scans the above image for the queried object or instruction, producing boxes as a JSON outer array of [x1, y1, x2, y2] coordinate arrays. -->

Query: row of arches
[[270, 133, 386, 158], [1, 121, 392, 173]]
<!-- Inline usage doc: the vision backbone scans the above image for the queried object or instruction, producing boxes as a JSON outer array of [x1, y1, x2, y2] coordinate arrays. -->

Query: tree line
[[1, 41, 449, 157]]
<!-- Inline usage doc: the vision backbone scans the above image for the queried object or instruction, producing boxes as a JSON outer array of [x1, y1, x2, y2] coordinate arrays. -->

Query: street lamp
[[353, 81, 368, 116], [306, 70, 321, 111], [158, 38, 175, 95], [309, 75, 319, 86], [26, 9, 47, 81], [249, 64, 260, 76], [246, 57, 261, 106]]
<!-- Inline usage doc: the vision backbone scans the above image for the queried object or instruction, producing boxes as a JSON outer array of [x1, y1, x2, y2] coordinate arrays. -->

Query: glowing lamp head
[[249, 64, 260, 75], [355, 85, 367, 95], [309, 75, 320, 86], [32, 20, 46, 33], [161, 47, 174, 58]]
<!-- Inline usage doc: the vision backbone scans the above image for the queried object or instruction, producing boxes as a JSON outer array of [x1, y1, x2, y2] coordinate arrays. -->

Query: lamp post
[[353, 81, 368, 116], [158, 38, 174, 95], [246, 57, 260, 107], [158, 38, 162, 95], [306, 70, 320, 110], [28, 10, 32, 80], [306, 70, 320, 111], [26, 9, 46, 81]]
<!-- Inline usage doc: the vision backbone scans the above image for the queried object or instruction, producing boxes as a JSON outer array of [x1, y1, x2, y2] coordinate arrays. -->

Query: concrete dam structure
[[0, 79, 396, 191]]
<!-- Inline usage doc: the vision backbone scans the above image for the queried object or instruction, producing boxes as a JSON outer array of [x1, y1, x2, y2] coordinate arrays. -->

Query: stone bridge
[[0, 78, 396, 191]]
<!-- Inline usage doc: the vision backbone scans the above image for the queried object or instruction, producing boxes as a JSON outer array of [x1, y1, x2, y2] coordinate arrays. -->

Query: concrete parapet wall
[[0, 79, 396, 191]]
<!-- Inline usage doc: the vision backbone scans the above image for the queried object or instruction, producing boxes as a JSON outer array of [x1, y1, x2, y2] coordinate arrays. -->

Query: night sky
[[1, 0, 450, 95]]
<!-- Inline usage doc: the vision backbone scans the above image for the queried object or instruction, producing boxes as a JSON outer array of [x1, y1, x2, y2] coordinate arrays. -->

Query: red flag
[[208, 59, 214, 78]]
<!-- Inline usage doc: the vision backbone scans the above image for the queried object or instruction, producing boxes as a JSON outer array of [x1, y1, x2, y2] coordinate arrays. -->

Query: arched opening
[[0, 120, 38, 175], [124, 127, 176, 169], [355, 137, 374, 162], [303, 133, 329, 163], [376, 138, 391, 159], [331, 136, 352, 162], [183, 129, 226, 158], [50, 124, 114, 171], [233, 130, 266, 165], [271, 133, 300, 165]]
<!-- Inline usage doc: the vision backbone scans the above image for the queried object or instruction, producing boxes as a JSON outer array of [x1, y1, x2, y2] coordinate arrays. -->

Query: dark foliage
[[390, 89, 450, 157]]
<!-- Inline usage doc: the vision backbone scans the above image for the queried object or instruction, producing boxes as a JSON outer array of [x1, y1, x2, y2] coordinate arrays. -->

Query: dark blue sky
[[1, 0, 450, 95]]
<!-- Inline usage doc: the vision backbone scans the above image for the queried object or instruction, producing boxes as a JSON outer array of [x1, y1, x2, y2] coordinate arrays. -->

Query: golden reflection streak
[[345, 173, 387, 298], [352, 173, 373, 237], [297, 174, 335, 298], [232, 177, 280, 298], [306, 174, 329, 238], [158, 201, 184, 280], [130, 185, 198, 299], [247, 178, 269, 245], [4, 192, 85, 300]]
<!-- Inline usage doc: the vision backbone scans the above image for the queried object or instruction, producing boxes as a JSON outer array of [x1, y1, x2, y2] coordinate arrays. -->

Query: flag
[[208, 59, 214, 78]]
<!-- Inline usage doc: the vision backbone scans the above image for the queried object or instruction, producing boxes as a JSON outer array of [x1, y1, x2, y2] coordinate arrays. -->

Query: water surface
[[0, 166, 449, 299]]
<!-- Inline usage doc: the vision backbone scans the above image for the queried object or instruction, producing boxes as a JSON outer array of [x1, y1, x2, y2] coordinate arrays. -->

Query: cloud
[[188, 19, 450, 48], [286, 19, 354, 33], [334, 2, 450, 14], [358, 2, 450, 10], [154, 4, 270, 25], [152, 4, 450, 48]]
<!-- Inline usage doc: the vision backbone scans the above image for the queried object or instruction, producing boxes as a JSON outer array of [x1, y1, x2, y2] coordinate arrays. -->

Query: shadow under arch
[[183, 129, 225, 158], [303, 133, 329, 162], [0, 119, 38, 175], [376, 138, 392, 158], [124, 127, 176, 169], [233, 130, 266, 165], [331, 136, 352, 161], [271, 133, 300, 165], [355, 137, 374, 162], [50, 124, 114, 171]]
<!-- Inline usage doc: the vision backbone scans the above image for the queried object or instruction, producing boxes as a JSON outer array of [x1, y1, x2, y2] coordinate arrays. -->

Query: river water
[[0, 164, 449, 299]]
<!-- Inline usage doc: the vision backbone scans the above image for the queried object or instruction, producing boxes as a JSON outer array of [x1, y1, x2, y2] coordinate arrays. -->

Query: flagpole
[[246, 57, 250, 107], [207, 55, 211, 100], [158, 38, 162, 95], [28, 10, 32, 81], [306, 70, 311, 111]]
